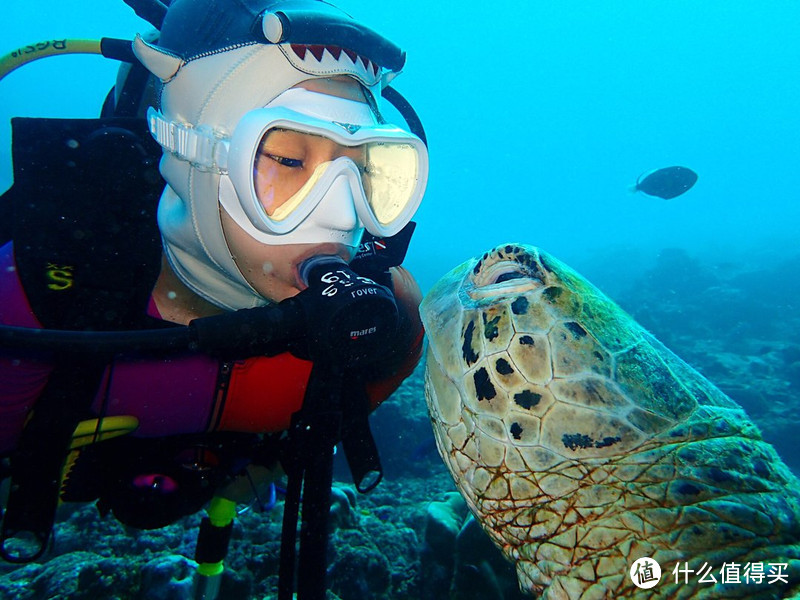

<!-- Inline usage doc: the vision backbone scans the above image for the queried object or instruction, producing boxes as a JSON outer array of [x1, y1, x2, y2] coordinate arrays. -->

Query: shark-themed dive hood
[[133, 0, 420, 310]]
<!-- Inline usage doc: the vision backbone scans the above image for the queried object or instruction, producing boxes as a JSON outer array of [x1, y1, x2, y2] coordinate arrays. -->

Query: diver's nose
[[314, 170, 360, 232]]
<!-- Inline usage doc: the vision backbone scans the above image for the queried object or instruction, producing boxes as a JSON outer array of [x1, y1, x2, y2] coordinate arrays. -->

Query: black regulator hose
[[190, 255, 398, 362], [121, 0, 168, 30], [0, 256, 398, 361], [0, 325, 193, 355]]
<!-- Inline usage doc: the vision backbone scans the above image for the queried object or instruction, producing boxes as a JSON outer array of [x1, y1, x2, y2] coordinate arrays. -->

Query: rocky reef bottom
[[0, 361, 521, 600], [0, 464, 515, 599]]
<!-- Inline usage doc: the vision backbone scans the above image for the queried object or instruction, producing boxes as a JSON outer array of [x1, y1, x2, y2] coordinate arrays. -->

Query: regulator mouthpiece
[[297, 255, 349, 287]]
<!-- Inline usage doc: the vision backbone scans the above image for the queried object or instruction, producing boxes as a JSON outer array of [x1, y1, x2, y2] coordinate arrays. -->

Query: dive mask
[[149, 87, 428, 245]]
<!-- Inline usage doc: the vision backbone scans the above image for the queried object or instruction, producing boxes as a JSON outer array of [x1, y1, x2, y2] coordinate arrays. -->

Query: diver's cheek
[[236, 258, 301, 303], [220, 210, 299, 302]]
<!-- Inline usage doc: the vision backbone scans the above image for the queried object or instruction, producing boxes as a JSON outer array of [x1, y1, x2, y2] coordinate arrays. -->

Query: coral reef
[[616, 247, 800, 474]]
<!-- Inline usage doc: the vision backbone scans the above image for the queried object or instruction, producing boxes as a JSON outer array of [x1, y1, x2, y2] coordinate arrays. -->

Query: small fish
[[633, 165, 698, 199]]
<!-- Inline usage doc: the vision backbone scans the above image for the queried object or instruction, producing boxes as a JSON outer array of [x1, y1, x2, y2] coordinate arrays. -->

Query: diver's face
[[220, 77, 368, 303]]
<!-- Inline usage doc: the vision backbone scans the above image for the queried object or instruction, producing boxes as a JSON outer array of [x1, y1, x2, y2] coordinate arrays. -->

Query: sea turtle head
[[420, 243, 680, 471], [420, 243, 634, 373]]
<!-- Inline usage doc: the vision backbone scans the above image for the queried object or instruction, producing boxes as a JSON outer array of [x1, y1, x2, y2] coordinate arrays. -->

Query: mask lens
[[253, 128, 359, 222], [362, 142, 420, 225]]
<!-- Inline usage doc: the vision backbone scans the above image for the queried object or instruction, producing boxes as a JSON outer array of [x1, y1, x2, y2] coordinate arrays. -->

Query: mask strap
[[122, 0, 168, 29], [381, 86, 427, 147]]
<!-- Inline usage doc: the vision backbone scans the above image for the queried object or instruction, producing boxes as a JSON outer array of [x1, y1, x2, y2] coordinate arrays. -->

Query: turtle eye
[[472, 262, 524, 288], [469, 261, 543, 300], [494, 271, 526, 284]]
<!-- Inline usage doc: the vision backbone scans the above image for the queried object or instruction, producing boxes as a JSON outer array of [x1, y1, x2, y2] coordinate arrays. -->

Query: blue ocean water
[[3, 1, 800, 292], [1, 3, 799, 598]]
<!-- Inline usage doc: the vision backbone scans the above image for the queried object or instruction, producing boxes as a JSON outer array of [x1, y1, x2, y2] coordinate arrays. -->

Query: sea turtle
[[420, 243, 800, 599]]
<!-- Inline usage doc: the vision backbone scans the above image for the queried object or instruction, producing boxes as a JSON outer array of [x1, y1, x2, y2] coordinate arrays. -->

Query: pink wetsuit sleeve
[[0, 242, 52, 453]]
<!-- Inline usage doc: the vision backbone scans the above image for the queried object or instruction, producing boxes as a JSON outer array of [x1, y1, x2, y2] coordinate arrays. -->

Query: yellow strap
[[60, 416, 139, 502], [69, 416, 139, 449], [0, 39, 103, 83]]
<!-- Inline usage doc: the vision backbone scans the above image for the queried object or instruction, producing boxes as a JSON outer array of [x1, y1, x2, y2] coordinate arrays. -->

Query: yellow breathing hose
[[0, 39, 103, 83]]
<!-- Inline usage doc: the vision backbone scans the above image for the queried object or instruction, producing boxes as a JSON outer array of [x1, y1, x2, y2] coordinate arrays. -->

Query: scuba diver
[[0, 0, 428, 597]]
